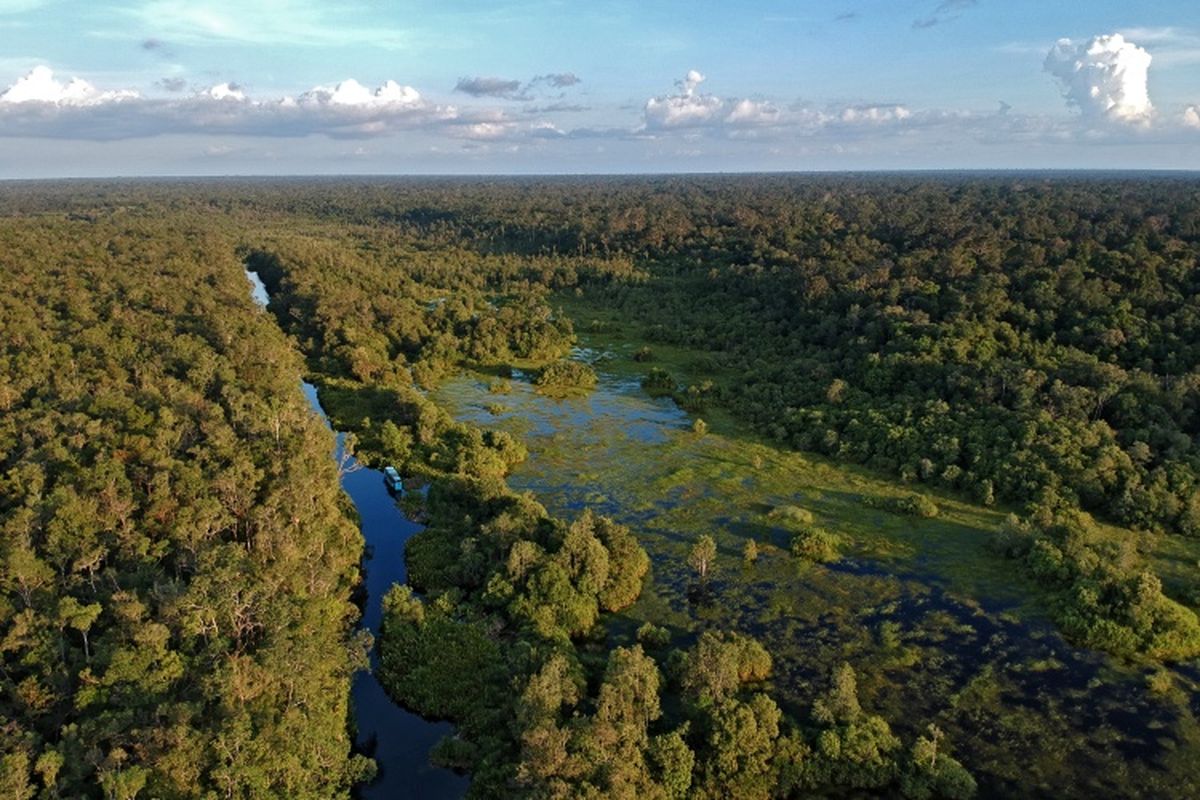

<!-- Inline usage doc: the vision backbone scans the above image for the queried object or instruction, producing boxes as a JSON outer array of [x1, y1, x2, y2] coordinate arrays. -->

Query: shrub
[[791, 526, 841, 563], [743, 539, 759, 563], [769, 505, 815, 525], [642, 367, 676, 397], [533, 360, 597, 396], [865, 493, 939, 518], [637, 622, 672, 649]]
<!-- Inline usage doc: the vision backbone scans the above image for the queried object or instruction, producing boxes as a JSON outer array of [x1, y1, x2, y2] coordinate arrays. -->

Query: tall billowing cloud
[[0, 66, 139, 105], [1044, 34, 1153, 123]]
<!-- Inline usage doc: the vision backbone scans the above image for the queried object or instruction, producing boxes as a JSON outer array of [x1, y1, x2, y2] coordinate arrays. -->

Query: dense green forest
[[1, 175, 1198, 798], [0, 215, 372, 796]]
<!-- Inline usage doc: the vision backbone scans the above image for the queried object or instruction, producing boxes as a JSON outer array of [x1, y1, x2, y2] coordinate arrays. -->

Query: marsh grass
[[426, 312, 1200, 798]]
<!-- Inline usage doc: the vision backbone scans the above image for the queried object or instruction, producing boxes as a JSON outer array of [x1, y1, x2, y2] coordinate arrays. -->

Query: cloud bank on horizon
[[1, 1, 1199, 174]]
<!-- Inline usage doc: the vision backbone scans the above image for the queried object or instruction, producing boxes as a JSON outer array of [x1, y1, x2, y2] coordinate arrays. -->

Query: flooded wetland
[[435, 332, 1200, 799]]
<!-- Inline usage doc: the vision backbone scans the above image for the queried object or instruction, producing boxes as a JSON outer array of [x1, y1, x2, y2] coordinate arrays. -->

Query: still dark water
[[247, 270, 467, 799]]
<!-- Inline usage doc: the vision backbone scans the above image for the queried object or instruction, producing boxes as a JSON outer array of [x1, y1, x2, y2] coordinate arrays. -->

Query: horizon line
[[4, 167, 1200, 184]]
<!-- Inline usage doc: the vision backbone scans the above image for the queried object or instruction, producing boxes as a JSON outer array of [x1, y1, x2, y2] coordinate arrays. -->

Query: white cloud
[[1044, 34, 1153, 123], [298, 78, 422, 108], [447, 121, 515, 140], [0, 67, 449, 139], [0, 66, 139, 105], [643, 70, 778, 131], [1115, 26, 1200, 68], [203, 82, 245, 102], [1185, 106, 1200, 129], [726, 98, 781, 126], [838, 105, 912, 124]]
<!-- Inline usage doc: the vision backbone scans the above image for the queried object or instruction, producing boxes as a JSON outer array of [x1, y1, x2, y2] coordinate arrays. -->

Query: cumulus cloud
[[0, 67, 450, 140], [455, 76, 523, 99], [1116, 27, 1200, 68], [643, 70, 778, 131], [1185, 106, 1200, 128], [299, 78, 421, 107], [203, 82, 245, 102], [1044, 34, 1153, 123], [0, 66, 139, 105], [837, 105, 912, 124], [446, 121, 516, 140]]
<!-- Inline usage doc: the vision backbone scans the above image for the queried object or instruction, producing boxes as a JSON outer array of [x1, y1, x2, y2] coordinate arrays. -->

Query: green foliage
[[867, 493, 940, 518], [689, 535, 718, 581], [637, 622, 672, 648], [997, 506, 1200, 660], [791, 526, 842, 563], [642, 367, 677, 397], [377, 587, 505, 727], [532, 360, 598, 397], [768, 504, 815, 525], [0, 220, 367, 797], [805, 663, 905, 791], [680, 632, 772, 705], [900, 725, 978, 800], [743, 539, 759, 563]]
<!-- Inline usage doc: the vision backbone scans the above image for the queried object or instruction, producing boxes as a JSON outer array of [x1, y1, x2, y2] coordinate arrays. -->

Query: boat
[[383, 466, 404, 494]]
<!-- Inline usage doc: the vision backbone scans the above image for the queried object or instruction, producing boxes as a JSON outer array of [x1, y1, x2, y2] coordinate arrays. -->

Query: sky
[[1, 0, 1200, 176]]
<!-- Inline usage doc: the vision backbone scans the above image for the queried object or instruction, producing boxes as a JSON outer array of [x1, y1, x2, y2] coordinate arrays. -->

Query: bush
[[769, 505, 815, 525], [791, 526, 841, 563], [642, 367, 676, 397], [637, 622, 672, 648], [533, 360, 597, 396], [865, 493, 939, 518], [743, 539, 759, 563]]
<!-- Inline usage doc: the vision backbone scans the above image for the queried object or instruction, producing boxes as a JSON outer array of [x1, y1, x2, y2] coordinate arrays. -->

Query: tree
[[743, 539, 758, 564], [689, 535, 717, 582]]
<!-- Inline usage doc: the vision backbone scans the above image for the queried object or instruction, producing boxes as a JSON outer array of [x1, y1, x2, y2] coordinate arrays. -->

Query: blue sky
[[1, 0, 1199, 176]]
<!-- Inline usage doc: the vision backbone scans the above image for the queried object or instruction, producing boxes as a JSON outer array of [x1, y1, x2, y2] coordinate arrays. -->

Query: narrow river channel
[[246, 269, 468, 799]]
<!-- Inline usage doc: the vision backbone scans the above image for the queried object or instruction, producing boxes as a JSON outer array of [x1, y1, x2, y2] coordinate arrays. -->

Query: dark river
[[247, 269, 468, 799]]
